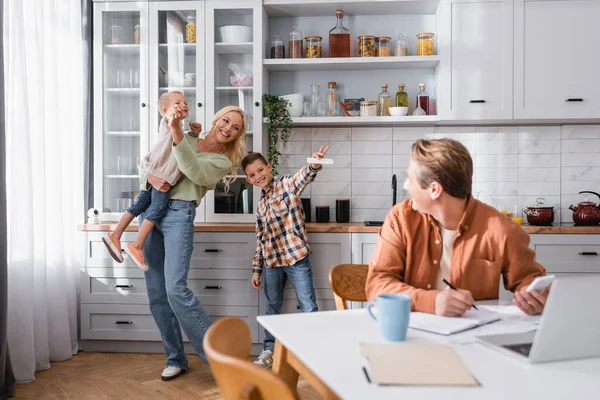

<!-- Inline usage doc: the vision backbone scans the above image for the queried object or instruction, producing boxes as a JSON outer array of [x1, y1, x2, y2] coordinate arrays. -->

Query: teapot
[[568, 191, 600, 226]]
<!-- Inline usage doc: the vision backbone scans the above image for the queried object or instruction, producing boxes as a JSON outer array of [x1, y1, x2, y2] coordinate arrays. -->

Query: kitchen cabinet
[[93, 0, 264, 223], [349, 233, 378, 309], [439, 0, 513, 120], [514, 0, 600, 119]]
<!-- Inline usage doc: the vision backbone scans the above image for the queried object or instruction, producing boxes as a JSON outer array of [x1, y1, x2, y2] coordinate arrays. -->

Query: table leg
[[273, 339, 299, 389]]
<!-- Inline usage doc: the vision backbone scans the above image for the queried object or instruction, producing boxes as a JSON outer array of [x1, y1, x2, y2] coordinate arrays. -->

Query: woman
[[139, 104, 247, 381]]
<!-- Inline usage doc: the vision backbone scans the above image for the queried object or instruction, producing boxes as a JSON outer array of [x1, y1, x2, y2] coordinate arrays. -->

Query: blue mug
[[367, 294, 411, 342]]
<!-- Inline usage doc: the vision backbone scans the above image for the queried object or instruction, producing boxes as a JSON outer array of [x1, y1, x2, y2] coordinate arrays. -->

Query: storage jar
[[305, 36, 322, 58], [358, 35, 376, 57], [376, 36, 392, 57], [359, 100, 378, 117], [416, 32, 435, 56]]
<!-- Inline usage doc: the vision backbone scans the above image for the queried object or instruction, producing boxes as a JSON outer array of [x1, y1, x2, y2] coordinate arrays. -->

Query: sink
[[364, 221, 383, 226]]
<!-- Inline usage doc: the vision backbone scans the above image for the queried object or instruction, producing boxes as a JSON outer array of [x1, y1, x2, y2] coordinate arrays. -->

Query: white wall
[[278, 124, 600, 223]]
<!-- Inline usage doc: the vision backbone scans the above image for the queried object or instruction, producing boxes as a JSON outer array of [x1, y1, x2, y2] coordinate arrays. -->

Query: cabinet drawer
[[533, 244, 600, 274], [81, 304, 259, 342], [82, 268, 257, 306]]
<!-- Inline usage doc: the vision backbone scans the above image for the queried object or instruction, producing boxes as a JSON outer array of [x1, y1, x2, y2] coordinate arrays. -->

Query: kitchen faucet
[[392, 174, 397, 206]]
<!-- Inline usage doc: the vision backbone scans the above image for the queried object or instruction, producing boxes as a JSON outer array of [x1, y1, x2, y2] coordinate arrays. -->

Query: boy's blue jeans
[[263, 256, 318, 352], [127, 187, 170, 225]]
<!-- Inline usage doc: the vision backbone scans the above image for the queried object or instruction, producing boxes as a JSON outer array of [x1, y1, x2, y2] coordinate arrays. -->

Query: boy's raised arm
[[287, 145, 330, 195]]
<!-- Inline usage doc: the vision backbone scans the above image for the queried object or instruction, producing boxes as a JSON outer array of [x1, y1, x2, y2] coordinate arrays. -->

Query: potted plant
[[263, 93, 293, 175]]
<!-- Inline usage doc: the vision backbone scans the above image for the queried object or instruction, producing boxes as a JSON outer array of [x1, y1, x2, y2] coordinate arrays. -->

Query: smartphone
[[525, 275, 555, 293]]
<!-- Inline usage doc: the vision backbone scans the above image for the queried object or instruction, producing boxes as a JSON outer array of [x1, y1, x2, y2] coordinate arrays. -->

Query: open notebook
[[409, 309, 501, 335]]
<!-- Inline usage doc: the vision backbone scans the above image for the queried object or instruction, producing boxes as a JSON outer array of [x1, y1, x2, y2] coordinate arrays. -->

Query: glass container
[[360, 101, 378, 117], [185, 15, 196, 43], [395, 83, 408, 107], [378, 84, 391, 116], [110, 24, 124, 44], [417, 32, 435, 56], [271, 33, 285, 59], [310, 84, 321, 116], [305, 36, 323, 58], [133, 24, 140, 44], [376, 36, 392, 57], [289, 25, 303, 59], [394, 33, 409, 56], [327, 81, 339, 116], [329, 10, 351, 57], [416, 83, 430, 115], [358, 35, 376, 57]]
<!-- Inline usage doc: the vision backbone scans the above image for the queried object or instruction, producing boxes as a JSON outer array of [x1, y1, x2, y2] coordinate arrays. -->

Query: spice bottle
[[416, 83, 430, 115], [395, 83, 408, 107], [378, 84, 391, 116], [327, 82, 339, 116], [185, 15, 196, 43], [328, 10, 351, 57], [289, 25, 303, 59], [270, 33, 285, 59], [133, 24, 140, 44]]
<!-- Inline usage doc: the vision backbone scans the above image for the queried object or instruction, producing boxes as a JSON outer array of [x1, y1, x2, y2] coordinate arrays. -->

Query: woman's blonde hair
[[411, 138, 473, 199], [209, 106, 248, 189]]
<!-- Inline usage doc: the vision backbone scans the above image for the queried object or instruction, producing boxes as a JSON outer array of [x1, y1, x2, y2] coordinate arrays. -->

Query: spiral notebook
[[409, 309, 501, 335]]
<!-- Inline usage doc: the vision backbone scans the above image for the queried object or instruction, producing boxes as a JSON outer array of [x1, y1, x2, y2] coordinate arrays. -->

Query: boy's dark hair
[[241, 152, 269, 172]]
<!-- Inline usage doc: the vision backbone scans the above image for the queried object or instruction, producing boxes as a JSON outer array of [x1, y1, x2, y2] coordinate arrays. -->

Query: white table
[[258, 309, 600, 400]]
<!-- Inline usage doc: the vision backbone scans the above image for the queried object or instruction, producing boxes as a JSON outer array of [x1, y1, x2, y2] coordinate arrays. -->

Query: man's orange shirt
[[365, 197, 546, 314]]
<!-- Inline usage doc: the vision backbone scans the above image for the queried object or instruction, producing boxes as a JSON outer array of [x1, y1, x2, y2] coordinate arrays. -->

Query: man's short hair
[[241, 152, 268, 172], [411, 138, 473, 199]]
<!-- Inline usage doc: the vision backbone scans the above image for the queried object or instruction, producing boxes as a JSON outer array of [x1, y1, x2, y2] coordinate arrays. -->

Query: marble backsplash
[[277, 124, 600, 224]]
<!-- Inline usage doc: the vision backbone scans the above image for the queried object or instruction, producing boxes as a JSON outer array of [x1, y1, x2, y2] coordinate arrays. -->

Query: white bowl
[[389, 106, 409, 116], [218, 25, 252, 43], [280, 93, 304, 117]]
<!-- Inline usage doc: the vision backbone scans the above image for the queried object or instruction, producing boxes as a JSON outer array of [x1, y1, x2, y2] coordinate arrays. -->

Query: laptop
[[477, 275, 600, 363]]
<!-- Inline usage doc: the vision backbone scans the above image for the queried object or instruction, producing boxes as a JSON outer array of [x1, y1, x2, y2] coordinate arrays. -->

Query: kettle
[[568, 191, 600, 226]]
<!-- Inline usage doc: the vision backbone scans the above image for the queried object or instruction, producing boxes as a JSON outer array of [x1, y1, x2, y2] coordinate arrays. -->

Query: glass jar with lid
[[358, 35, 376, 57], [360, 100, 378, 117], [394, 33, 408, 56], [289, 25, 303, 59], [305, 36, 323, 58], [376, 36, 392, 57], [271, 33, 285, 59], [416, 32, 435, 56], [185, 15, 196, 43]]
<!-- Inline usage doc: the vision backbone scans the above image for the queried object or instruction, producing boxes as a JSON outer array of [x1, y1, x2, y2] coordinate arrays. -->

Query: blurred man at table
[[365, 138, 548, 317]]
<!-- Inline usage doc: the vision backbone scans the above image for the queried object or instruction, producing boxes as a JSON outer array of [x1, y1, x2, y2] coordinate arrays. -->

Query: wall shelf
[[264, 116, 440, 126], [263, 56, 440, 72], [263, 0, 441, 17]]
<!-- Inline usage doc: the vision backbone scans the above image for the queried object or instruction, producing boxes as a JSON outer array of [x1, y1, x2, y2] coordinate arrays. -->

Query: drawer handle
[[579, 252, 598, 256], [204, 285, 222, 290], [114, 320, 133, 324], [566, 98, 583, 102], [469, 100, 486, 103], [204, 249, 222, 253], [114, 284, 133, 289]]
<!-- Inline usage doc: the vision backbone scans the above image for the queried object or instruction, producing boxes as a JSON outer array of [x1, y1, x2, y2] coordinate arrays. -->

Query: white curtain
[[3, 0, 85, 383]]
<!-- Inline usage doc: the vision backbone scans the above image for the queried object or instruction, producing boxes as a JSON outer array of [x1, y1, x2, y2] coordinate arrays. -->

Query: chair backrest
[[329, 263, 369, 310], [203, 317, 299, 400]]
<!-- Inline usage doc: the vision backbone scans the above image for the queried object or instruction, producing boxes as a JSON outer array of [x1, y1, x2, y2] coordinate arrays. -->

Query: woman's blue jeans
[[141, 199, 211, 369]]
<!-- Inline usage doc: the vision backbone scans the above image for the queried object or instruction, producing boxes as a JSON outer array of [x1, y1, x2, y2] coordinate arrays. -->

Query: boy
[[242, 145, 330, 368], [102, 91, 201, 271]]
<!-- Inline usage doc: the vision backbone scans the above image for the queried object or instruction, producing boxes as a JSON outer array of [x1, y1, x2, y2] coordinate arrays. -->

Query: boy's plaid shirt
[[252, 165, 321, 276]]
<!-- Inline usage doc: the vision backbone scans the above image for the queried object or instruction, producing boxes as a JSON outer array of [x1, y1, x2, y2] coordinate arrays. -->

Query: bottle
[[185, 15, 196, 43], [270, 33, 285, 59], [378, 84, 391, 116], [327, 82, 339, 116], [328, 10, 351, 57], [133, 24, 140, 44], [395, 83, 408, 107], [416, 83, 430, 115], [310, 84, 320, 117], [394, 33, 408, 56], [289, 25, 303, 59]]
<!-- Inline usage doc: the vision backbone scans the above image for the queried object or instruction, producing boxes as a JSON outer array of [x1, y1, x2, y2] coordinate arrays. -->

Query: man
[[365, 138, 548, 317]]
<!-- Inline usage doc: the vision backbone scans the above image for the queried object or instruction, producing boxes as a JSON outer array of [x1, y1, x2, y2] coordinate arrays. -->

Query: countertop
[[78, 222, 600, 234]]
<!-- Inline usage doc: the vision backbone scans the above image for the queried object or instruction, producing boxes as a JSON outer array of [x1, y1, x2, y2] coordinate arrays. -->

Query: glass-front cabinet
[[204, 0, 263, 223], [94, 0, 263, 222]]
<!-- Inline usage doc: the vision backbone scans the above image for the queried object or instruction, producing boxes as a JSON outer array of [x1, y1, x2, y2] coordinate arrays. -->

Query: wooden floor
[[14, 352, 321, 399]]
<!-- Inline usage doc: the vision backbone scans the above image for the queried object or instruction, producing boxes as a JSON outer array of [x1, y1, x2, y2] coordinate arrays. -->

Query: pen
[[442, 278, 478, 310], [362, 366, 371, 384]]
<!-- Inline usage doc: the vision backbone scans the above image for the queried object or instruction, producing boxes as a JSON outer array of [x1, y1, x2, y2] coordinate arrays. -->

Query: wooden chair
[[203, 317, 299, 400], [328, 263, 369, 310]]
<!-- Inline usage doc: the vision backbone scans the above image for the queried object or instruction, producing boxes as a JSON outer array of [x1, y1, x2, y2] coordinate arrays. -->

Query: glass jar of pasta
[[376, 36, 392, 57], [416, 32, 435, 56], [358, 35, 376, 57], [305, 36, 323, 58], [185, 15, 196, 43]]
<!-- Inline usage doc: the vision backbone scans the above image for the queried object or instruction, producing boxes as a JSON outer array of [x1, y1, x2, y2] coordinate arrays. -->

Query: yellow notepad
[[360, 342, 479, 386]]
